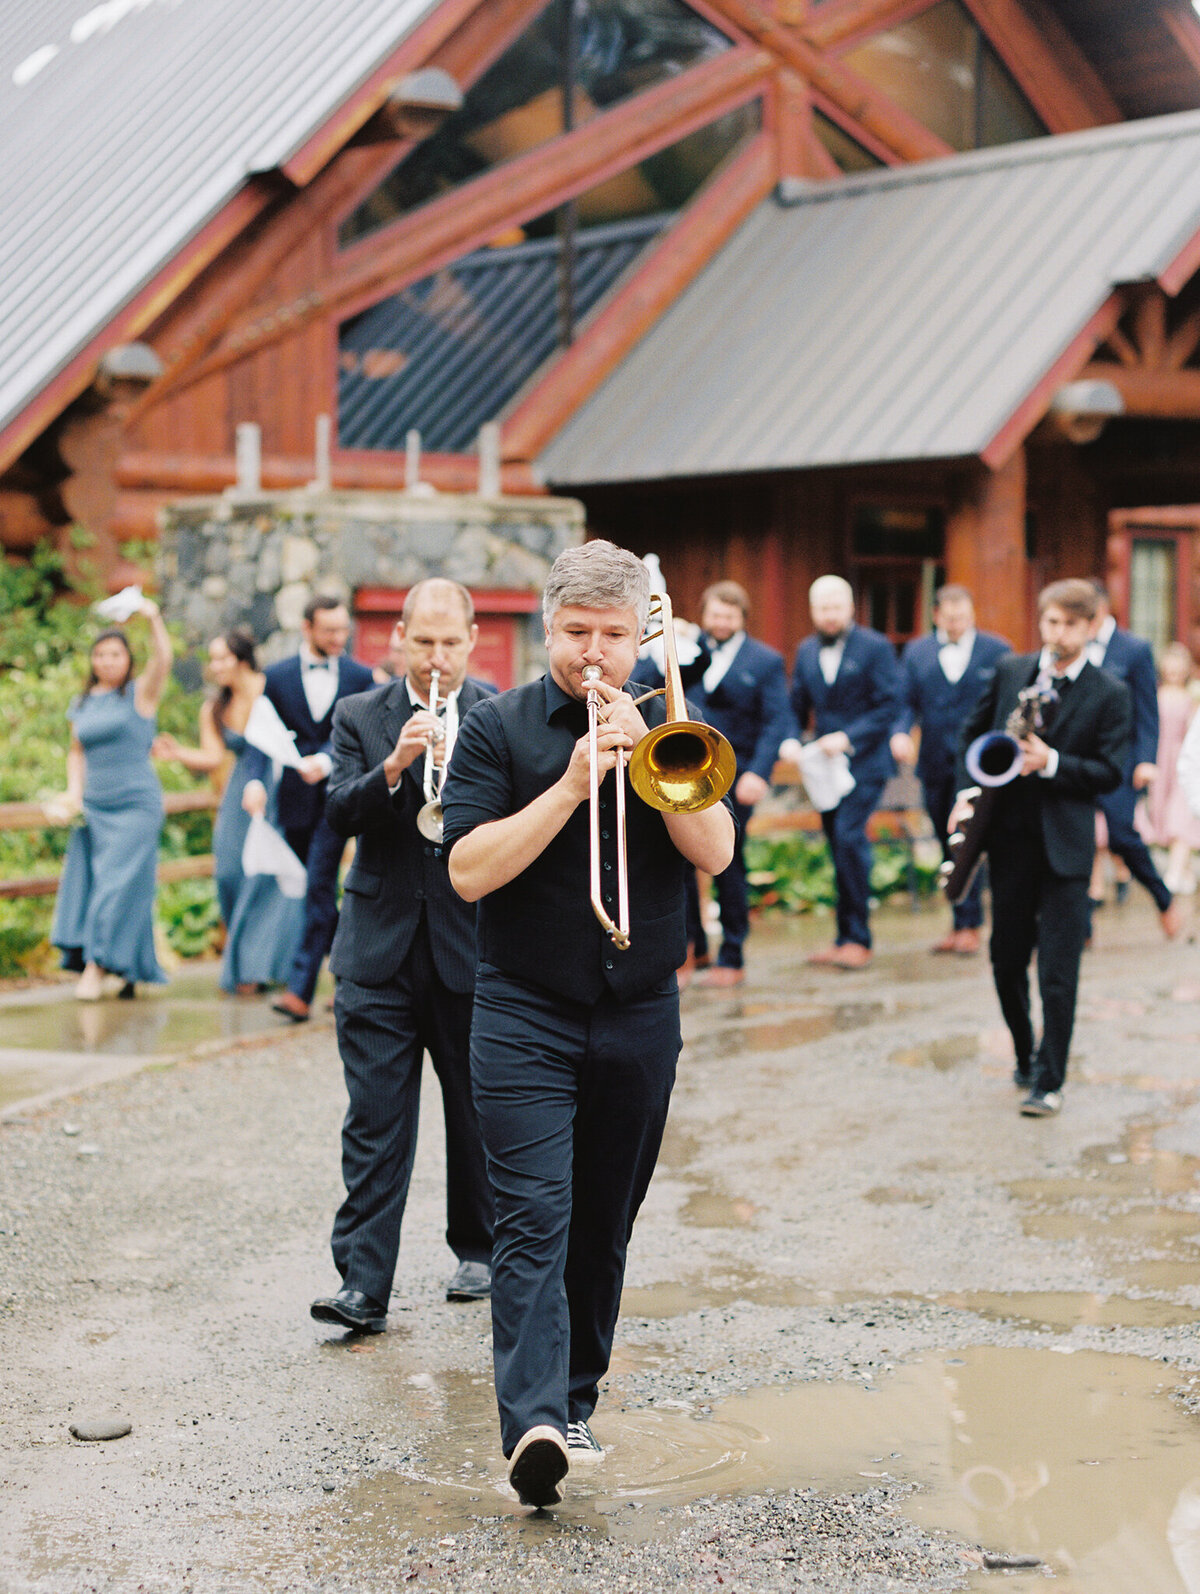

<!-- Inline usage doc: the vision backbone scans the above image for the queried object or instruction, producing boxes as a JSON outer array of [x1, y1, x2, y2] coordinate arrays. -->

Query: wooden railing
[[0, 790, 219, 900]]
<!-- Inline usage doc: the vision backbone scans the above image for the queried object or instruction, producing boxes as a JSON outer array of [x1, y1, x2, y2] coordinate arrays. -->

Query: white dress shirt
[[702, 629, 746, 695], [937, 627, 975, 685], [300, 646, 339, 723], [1087, 614, 1116, 668], [818, 634, 846, 686]]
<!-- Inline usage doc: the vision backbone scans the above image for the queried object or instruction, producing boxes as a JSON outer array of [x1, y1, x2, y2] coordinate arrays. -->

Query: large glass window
[[340, 0, 733, 247], [337, 105, 759, 454], [843, 0, 1043, 152]]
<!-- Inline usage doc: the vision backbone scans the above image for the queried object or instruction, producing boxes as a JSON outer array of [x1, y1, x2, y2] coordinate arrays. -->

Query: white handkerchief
[[241, 815, 307, 898], [93, 585, 143, 622], [797, 743, 856, 813], [243, 695, 304, 769]]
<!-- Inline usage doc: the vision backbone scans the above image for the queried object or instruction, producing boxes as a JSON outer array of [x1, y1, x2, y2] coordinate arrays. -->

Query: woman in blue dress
[[49, 599, 173, 1000], [153, 629, 304, 995]]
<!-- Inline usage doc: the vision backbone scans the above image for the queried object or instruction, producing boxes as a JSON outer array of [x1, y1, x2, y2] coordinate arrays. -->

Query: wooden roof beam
[[960, 0, 1120, 132], [172, 48, 774, 393], [1079, 362, 1200, 419], [502, 133, 778, 461]]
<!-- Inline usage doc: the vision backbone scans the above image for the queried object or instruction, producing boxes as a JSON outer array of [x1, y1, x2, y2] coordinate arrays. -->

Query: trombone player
[[310, 578, 495, 1336], [443, 540, 734, 1508]]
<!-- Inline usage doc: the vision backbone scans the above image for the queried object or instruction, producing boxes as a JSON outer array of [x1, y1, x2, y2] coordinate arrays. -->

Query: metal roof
[[340, 216, 669, 454], [540, 109, 1200, 486], [0, 0, 438, 444]]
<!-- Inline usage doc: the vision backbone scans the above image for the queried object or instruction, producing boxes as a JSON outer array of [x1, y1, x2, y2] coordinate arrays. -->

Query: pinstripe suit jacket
[[325, 676, 493, 992]]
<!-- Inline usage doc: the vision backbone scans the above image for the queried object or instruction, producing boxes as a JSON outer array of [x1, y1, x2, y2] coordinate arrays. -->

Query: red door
[[352, 587, 541, 689]]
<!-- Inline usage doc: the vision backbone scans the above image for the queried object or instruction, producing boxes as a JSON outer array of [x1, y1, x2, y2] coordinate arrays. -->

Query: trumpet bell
[[628, 721, 737, 813], [416, 800, 444, 843]]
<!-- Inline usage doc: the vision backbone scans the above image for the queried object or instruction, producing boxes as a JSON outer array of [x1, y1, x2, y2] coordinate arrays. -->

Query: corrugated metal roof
[[540, 109, 1200, 486], [0, 0, 438, 443], [340, 216, 668, 454]]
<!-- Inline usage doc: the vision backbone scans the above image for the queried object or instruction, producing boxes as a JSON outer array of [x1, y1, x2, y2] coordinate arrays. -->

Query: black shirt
[[442, 673, 694, 1004]]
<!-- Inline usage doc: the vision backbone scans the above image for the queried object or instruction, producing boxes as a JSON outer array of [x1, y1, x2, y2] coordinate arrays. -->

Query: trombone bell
[[628, 722, 737, 813]]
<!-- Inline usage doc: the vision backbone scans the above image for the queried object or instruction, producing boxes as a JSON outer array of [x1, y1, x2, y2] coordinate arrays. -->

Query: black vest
[[442, 675, 689, 1004]]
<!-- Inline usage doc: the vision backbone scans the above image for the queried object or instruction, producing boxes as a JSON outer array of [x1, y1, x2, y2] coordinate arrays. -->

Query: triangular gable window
[[843, 0, 1044, 151], [340, 0, 734, 247], [814, 110, 882, 173], [337, 102, 759, 452]]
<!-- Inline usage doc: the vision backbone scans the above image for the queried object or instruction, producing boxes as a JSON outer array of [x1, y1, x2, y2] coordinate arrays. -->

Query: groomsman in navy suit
[[1087, 580, 1182, 940], [684, 581, 796, 987], [891, 585, 1010, 955], [785, 576, 904, 969], [266, 595, 376, 1022]]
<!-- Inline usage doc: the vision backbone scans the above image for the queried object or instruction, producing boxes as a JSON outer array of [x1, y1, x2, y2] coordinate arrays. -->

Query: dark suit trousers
[[988, 828, 1090, 1094], [821, 773, 887, 949], [1098, 787, 1171, 912], [331, 925, 493, 1304], [713, 796, 754, 967], [924, 771, 986, 930], [285, 813, 343, 1004], [470, 966, 679, 1455]]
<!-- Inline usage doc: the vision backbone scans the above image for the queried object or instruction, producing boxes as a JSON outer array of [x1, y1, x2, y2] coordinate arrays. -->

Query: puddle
[[1008, 1125, 1200, 1296], [621, 1273, 827, 1317], [890, 1032, 984, 1071], [304, 1347, 1200, 1593]]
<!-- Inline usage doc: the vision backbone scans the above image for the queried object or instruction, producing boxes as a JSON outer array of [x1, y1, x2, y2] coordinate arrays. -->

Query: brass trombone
[[585, 590, 737, 950], [416, 667, 448, 843]]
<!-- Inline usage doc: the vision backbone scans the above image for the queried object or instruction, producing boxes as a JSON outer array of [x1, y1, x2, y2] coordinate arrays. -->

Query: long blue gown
[[52, 687, 166, 985], [217, 725, 304, 992]]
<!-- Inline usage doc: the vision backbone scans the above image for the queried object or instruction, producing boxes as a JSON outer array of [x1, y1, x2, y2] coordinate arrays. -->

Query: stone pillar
[[945, 447, 1030, 648]]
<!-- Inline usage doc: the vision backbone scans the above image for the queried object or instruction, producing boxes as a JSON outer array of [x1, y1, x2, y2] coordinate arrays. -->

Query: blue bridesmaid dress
[[217, 725, 304, 992], [52, 688, 166, 985]]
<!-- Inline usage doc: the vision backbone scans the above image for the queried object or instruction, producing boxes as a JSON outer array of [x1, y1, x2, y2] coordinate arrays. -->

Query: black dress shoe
[[310, 1288, 388, 1333], [445, 1260, 491, 1301], [1013, 1064, 1034, 1089]]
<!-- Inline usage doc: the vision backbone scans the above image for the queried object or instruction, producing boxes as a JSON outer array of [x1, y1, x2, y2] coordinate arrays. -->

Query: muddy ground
[[4, 900, 1200, 1593]]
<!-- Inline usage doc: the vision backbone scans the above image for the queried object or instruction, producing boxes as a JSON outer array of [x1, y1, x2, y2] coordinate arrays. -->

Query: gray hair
[[542, 540, 651, 630]]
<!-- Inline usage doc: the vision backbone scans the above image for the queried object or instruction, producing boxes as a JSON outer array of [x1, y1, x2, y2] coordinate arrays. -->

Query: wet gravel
[[3, 901, 1200, 1591]]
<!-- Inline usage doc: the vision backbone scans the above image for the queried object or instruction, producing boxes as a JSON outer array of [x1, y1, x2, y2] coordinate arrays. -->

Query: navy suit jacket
[[791, 624, 903, 787], [262, 653, 376, 835], [685, 634, 797, 782], [1093, 625, 1159, 825], [896, 631, 1011, 788]]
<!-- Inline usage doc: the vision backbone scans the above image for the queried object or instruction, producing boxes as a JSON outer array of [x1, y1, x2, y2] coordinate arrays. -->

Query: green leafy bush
[[743, 831, 940, 915], [159, 878, 223, 959]]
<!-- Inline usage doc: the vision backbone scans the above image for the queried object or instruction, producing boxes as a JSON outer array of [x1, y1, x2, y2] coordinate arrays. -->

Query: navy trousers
[[712, 796, 753, 968], [1098, 789, 1172, 913], [988, 829, 1090, 1094], [924, 770, 986, 930], [284, 813, 343, 1004], [820, 773, 887, 950], [470, 965, 680, 1456], [331, 925, 492, 1305]]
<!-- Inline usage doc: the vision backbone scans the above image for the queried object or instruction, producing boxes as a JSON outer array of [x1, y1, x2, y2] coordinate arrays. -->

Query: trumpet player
[[443, 540, 734, 1508], [310, 579, 495, 1335], [950, 580, 1130, 1118]]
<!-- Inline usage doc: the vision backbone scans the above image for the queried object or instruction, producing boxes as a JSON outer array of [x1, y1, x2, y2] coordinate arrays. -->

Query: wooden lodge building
[[8, 0, 1200, 660]]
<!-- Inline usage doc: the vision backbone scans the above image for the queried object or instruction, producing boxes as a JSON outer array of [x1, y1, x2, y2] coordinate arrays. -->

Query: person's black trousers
[[988, 828, 1090, 1094], [924, 771, 986, 931], [820, 772, 887, 949], [1098, 788, 1172, 912], [285, 812, 343, 1004], [712, 796, 753, 968], [469, 965, 680, 1456], [331, 925, 493, 1305]]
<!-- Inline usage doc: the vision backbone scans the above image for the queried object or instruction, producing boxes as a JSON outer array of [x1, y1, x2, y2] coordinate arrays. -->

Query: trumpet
[[416, 668, 448, 843], [585, 590, 737, 950]]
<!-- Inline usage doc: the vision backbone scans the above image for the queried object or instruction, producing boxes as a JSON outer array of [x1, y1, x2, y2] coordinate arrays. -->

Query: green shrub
[[743, 832, 940, 915], [159, 878, 223, 959]]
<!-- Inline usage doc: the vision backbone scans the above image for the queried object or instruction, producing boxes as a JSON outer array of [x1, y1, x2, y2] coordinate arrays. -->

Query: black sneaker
[[508, 1426, 569, 1507], [566, 1419, 604, 1460], [1020, 1089, 1062, 1117]]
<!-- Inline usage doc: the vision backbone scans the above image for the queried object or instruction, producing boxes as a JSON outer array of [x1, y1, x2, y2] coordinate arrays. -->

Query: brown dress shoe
[[271, 992, 310, 1022], [806, 945, 841, 966], [831, 943, 872, 969], [953, 928, 981, 955], [1162, 901, 1185, 940], [931, 931, 959, 954], [698, 965, 745, 988]]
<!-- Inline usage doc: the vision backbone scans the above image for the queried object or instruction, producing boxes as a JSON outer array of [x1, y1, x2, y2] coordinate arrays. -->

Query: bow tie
[[304, 658, 334, 673]]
